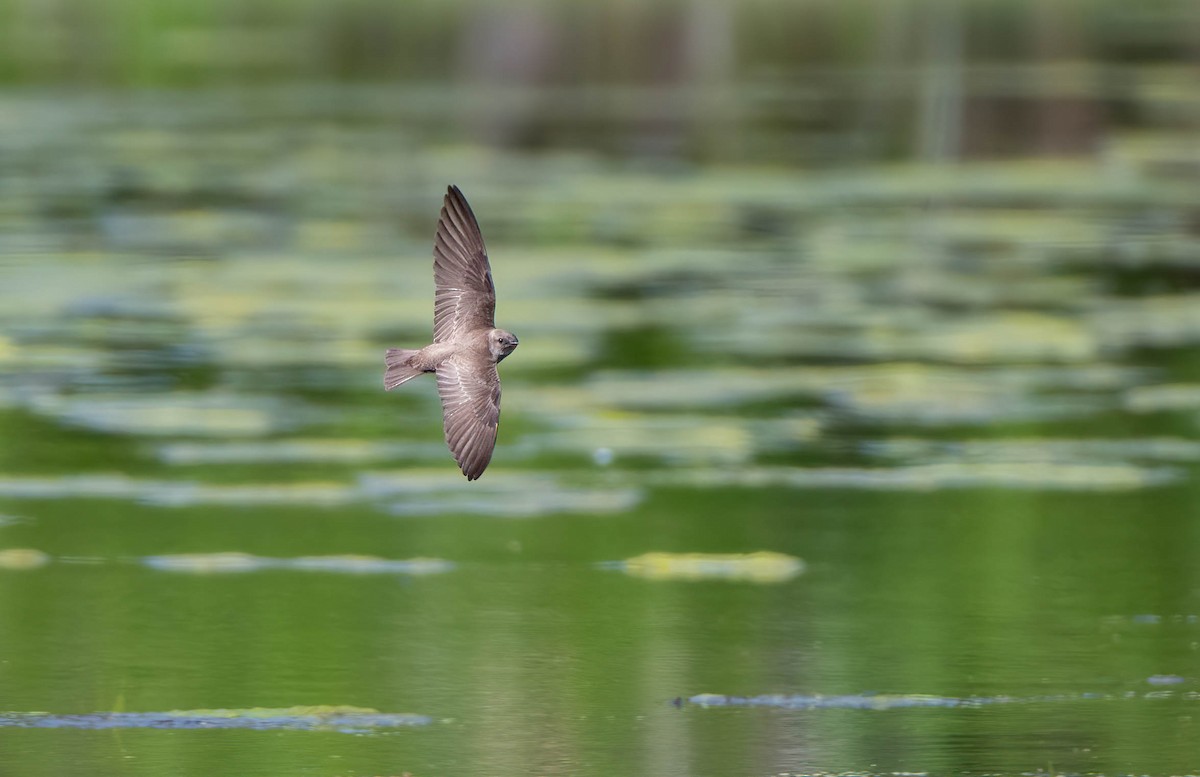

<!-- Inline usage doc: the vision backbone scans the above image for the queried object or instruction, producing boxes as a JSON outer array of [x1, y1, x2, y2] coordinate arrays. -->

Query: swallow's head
[[489, 328, 520, 361]]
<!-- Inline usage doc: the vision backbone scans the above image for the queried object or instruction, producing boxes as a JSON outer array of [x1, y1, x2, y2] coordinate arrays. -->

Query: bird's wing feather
[[433, 186, 496, 342], [435, 354, 501, 480]]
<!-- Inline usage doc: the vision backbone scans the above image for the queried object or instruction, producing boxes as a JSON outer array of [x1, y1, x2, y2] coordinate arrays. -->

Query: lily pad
[[614, 552, 804, 583], [0, 548, 50, 570]]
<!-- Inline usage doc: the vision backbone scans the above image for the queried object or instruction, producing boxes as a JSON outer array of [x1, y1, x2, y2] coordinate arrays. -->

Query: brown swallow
[[384, 185, 519, 480]]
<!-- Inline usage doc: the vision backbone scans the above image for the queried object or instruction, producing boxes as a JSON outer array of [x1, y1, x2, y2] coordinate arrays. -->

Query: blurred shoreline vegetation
[[0, 0, 1196, 164]]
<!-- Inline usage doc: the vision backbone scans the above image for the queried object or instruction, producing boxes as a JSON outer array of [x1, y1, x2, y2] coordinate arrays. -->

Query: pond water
[[2, 56, 1200, 777]]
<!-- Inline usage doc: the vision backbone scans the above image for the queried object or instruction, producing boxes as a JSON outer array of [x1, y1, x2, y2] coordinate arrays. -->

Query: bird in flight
[[384, 186, 519, 480]]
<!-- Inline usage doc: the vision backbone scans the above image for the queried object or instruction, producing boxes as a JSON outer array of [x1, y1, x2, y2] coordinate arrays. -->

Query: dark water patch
[[595, 325, 698, 369], [589, 270, 717, 301], [1101, 260, 1200, 298]]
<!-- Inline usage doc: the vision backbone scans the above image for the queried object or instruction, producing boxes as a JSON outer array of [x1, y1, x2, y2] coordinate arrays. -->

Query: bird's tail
[[384, 348, 424, 390]]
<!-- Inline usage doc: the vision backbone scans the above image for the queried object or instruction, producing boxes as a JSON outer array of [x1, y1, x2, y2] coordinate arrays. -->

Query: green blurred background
[[0, 1, 1199, 775]]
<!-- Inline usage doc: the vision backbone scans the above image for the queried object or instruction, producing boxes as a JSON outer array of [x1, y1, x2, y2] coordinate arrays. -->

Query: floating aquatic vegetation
[[1103, 613, 1200, 628], [0, 706, 431, 731], [287, 555, 453, 574], [154, 439, 443, 465], [1146, 675, 1186, 686], [614, 552, 804, 583], [509, 413, 780, 466], [649, 463, 1178, 492], [212, 337, 384, 369], [576, 368, 816, 410], [860, 437, 1200, 465], [0, 342, 109, 371], [385, 488, 641, 518], [886, 313, 1097, 364], [719, 309, 1100, 364], [142, 552, 454, 575], [0, 473, 360, 506], [1091, 294, 1200, 349], [140, 482, 359, 507], [0, 474, 159, 500], [820, 366, 1113, 426], [361, 471, 642, 516], [27, 392, 317, 437], [1124, 383, 1200, 413], [141, 552, 264, 573], [576, 364, 1143, 425], [686, 691, 1144, 710], [0, 471, 642, 516], [0, 548, 50, 570], [514, 413, 821, 465]]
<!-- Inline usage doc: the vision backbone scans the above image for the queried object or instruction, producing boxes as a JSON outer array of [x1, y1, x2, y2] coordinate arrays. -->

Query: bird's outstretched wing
[[436, 354, 502, 480], [433, 185, 496, 342]]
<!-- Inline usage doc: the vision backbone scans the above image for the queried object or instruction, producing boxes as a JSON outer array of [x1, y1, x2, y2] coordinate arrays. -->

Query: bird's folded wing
[[436, 355, 502, 480], [433, 185, 496, 342]]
